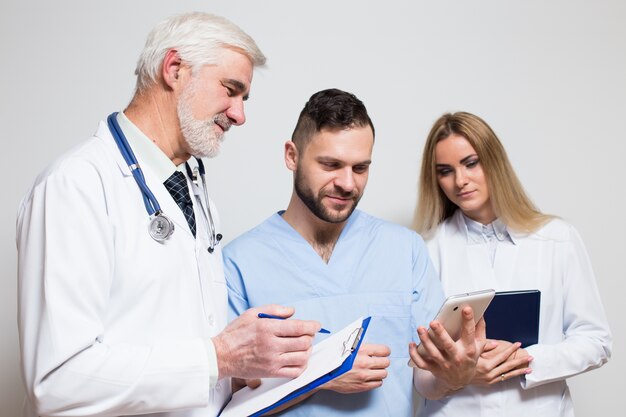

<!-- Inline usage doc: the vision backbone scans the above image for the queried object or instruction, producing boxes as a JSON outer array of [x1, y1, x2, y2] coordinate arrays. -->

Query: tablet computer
[[409, 289, 495, 366]]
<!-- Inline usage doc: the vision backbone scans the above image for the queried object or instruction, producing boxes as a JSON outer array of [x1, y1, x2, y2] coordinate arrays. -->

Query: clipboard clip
[[341, 327, 364, 356]]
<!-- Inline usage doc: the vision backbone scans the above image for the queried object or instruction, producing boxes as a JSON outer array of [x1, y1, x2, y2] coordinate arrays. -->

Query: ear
[[161, 49, 184, 90], [284, 141, 298, 171]]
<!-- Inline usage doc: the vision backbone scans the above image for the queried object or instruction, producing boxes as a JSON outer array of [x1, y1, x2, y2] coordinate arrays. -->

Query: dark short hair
[[291, 88, 375, 151]]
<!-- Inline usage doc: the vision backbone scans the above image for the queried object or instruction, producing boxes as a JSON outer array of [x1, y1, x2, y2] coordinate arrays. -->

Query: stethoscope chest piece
[[148, 213, 175, 242]]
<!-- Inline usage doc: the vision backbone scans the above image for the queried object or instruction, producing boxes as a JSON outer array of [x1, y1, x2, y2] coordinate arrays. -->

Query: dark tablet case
[[484, 290, 541, 347]]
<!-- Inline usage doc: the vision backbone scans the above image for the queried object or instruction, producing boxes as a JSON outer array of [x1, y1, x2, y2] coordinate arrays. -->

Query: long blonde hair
[[413, 112, 552, 237]]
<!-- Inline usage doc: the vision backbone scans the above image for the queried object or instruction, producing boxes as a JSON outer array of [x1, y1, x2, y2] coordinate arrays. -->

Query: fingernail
[[525, 368, 533, 374], [515, 342, 522, 347], [527, 356, 534, 362]]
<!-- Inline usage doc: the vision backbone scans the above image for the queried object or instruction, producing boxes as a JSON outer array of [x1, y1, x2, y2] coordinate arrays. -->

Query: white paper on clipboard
[[220, 316, 366, 417]]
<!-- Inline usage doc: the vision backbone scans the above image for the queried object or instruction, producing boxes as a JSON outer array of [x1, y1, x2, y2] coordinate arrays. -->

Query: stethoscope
[[107, 112, 222, 252]]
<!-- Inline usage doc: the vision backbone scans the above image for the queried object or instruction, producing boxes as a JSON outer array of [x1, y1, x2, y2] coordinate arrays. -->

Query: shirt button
[[216, 382, 222, 391], [208, 314, 215, 326]]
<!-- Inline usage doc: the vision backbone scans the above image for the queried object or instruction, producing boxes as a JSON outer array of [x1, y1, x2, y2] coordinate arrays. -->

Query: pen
[[257, 313, 331, 334]]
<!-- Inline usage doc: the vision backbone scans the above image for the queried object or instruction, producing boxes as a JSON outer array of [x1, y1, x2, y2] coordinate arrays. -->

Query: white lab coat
[[16, 121, 230, 416], [417, 210, 612, 417]]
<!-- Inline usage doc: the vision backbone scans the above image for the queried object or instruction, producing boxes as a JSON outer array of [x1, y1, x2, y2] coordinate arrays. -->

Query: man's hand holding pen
[[213, 305, 322, 380]]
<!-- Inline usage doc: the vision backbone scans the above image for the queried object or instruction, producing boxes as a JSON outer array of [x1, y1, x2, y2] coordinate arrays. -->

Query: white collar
[[116, 112, 181, 181], [455, 210, 517, 245]]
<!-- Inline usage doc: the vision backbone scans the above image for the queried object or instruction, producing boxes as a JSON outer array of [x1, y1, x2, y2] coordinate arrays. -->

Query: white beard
[[177, 82, 230, 158]]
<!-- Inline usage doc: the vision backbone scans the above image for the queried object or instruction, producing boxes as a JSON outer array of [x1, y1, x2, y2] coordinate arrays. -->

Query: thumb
[[475, 317, 486, 341], [246, 378, 262, 389]]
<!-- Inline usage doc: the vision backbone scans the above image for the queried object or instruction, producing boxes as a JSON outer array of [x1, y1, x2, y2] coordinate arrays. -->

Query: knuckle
[[289, 351, 308, 366], [293, 320, 305, 335], [286, 367, 304, 378], [293, 336, 309, 351]]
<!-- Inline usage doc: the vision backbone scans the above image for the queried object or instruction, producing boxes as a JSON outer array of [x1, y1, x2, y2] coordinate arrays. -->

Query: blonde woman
[[409, 112, 612, 416]]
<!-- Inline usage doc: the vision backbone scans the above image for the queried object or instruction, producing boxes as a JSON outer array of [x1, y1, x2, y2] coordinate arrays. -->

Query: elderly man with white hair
[[16, 12, 320, 417]]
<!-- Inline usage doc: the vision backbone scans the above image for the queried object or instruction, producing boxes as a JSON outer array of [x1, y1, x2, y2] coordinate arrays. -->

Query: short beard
[[294, 167, 361, 224], [177, 80, 231, 158]]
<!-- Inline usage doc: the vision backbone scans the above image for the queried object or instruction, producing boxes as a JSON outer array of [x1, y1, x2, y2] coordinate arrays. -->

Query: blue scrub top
[[223, 210, 444, 417]]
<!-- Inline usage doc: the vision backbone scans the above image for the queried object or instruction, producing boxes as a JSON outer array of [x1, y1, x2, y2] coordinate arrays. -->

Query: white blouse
[[418, 210, 612, 417]]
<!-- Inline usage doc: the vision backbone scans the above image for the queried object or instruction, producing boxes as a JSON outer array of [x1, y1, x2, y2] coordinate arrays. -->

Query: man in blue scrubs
[[223, 89, 481, 416]]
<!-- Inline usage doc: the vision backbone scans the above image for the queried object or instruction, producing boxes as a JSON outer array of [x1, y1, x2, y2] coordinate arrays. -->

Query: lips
[[325, 194, 357, 207], [215, 121, 230, 133], [457, 190, 476, 199], [327, 196, 351, 203]]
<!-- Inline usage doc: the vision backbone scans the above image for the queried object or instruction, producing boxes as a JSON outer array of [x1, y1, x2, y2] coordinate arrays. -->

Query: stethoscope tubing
[[107, 112, 162, 216], [107, 112, 221, 250], [185, 159, 222, 252]]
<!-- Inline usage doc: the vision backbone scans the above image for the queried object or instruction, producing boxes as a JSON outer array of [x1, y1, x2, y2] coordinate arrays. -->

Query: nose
[[455, 168, 469, 189], [334, 168, 356, 193], [225, 97, 246, 126]]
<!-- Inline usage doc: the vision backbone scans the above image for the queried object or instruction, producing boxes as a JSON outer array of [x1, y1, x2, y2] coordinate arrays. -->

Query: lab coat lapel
[[96, 121, 129, 177], [96, 121, 194, 238]]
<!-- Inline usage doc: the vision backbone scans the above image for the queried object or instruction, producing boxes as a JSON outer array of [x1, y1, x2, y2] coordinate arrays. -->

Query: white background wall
[[1, 0, 623, 415]]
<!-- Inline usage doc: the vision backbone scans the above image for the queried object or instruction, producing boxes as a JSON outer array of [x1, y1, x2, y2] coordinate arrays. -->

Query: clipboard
[[483, 290, 541, 347], [219, 316, 370, 417]]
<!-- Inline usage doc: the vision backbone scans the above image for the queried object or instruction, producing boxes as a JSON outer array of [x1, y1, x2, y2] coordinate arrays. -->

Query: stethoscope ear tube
[[186, 158, 222, 252]]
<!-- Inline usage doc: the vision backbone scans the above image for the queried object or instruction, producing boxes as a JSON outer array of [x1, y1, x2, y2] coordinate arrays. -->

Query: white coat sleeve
[[17, 160, 215, 417], [521, 225, 612, 389]]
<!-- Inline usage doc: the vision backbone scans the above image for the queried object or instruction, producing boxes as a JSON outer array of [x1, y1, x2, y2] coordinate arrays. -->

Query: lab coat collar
[[94, 121, 131, 178]]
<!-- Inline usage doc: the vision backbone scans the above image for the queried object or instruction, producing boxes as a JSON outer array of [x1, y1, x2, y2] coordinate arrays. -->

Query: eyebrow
[[224, 78, 250, 101], [460, 154, 478, 164], [436, 154, 478, 167], [317, 156, 372, 165]]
